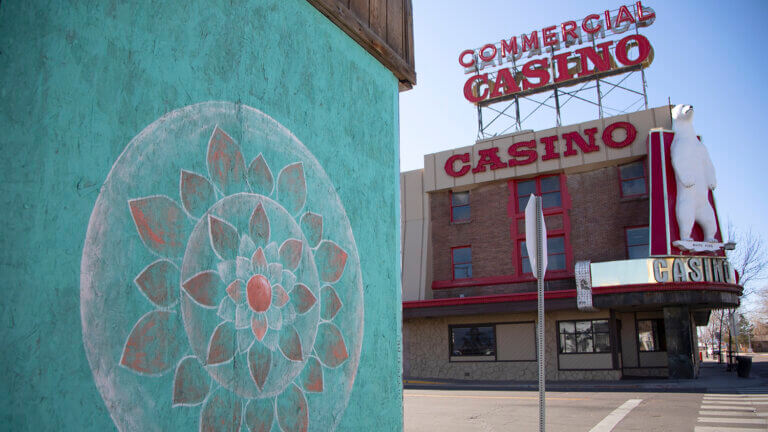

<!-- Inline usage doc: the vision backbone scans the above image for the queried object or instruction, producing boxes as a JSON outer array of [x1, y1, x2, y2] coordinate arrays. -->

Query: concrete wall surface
[[0, 1, 402, 430]]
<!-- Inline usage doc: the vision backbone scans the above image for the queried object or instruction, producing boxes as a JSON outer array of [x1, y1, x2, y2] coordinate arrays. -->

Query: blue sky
[[399, 0, 768, 295]]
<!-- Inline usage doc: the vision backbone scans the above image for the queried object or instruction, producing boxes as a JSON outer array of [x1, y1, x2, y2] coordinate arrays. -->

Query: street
[[404, 355, 768, 431]]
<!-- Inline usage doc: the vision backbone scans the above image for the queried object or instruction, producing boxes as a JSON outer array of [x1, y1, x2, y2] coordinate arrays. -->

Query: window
[[619, 160, 647, 197], [637, 319, 666, 352], [450, 191, 470, 222], [450, 325, 496, 357], [626, 226, 649, 259], [452, 246, 472, 279], [558, 319, 611, 353], [517, 175, 562, 212], [520, 236, 566, 273]]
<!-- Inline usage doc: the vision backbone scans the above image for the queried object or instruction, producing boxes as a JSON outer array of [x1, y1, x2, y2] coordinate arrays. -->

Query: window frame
[[625, 225, 650, 259], [450, 245, 472, 280], [448, 324, 497, 359], [618, 159, 648, 198], [509, 174, 572, 278], [519, 235, 567, 274], [636, 319, 667, 352], [450, 190, 471, 223], [557, 319, 612, 354]]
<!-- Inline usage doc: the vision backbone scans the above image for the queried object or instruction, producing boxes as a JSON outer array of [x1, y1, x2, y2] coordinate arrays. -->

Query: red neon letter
[[604, 10, 613, 30], [602, 122, 637, 148], [479, 44, 497, 62], [615, 5, 636, 27], [540, 135, 560, 161], [521, 58, 550, 91], [575, 41, 614, 76], [562, 128, 599, 156], [459, 49, 475, 68], [553, 51, 575, 83], [508, 140, 538, 166], [463, 74, 489, 103], [489, 68, 521, 99], [561, 21, 579, 43], [542, 25, 559, 47], [500, 37, 519, 57], [636, 1, 656, 21], [521, 31, 540, 52], [582, 14, 602, 34], [615, 34, 652, 66], [472, 147, 507, 173], [445, 153, 471, 177]]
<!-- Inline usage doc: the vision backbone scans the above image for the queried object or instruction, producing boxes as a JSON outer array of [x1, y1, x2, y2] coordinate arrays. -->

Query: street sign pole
[[536, 195, 545, 432]]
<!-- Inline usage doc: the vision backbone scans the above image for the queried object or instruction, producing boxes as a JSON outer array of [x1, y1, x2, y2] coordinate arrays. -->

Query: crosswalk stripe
[[700, 411, 762, 417], [700, 406, 756, 411], [588, 399, 643, 432], [703, 401, 768, 406], [695, 427, 766, 432], [697, 417, 767, 425]]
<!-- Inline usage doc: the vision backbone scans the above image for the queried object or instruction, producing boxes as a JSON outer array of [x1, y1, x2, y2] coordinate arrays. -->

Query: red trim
[[406, 282, 742, 309], [450, 245, 472, 280], [432, 273, 574, 290], [617, 159, 648, 198]]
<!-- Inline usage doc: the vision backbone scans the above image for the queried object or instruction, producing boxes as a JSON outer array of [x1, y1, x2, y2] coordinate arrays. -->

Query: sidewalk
[[404, 355, 768, 393]]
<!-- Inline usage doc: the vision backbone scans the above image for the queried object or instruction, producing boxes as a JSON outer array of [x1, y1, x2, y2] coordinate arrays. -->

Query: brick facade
[[430, 160, 649, 299]]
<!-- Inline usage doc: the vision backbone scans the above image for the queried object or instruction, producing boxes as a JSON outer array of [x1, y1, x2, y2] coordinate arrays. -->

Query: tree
[[727, 225, 768, 299]]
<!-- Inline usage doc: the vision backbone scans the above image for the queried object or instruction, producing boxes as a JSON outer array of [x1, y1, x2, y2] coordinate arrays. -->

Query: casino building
[[400, 106, 742, 381]]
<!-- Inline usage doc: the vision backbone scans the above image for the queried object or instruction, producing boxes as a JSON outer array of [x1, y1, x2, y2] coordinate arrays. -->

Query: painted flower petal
[[237, 328, 255, 353], [279, 325, 303, 362], [300, 212, 323, 248], [290, 284, 316, 315], [249, 203, 270, 247], [207, 322, 236, 365], [182, 271, 224, 308], [172, 356, 209, 406], [272, 284, 289, 308], [129, 195, 187, 257], [235, 303, 251, 329], [134, 259, 179, 308], [299, 356, 324, 393], [251, 248, 268, 275], [209, 215, 240, 261], [315, 240, 348, 283], [217, 296, 236, 322], [245, 398, 274, 432], [206, 125, 247, 196], [179, 169, 216, 219], [251, 313, 268, 341], [120, 310, 183, 375], [216, 260, 236, 285], [246, 275, 271, 313], [226, 279, 245, 304], [277, 162, 307, 215], [279, 239, 303, 271], [236, 256, 251, 281], [276, 383, 309, 432], [267, 307, 283, 330], [247, 154, 275, 197], [315, 322, 349, 368], [320, 285, 343, 320], [282, 270, 297, 290], [239, 235, 257, 259], [247, 341, 272, 391], [200, 387, 243, 432], [267, 263, 283, 285], [264, 242, 279, 263]]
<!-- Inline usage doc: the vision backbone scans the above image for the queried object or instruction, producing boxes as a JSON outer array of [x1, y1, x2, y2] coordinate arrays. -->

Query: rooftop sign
[[459, 2, 656, 105]]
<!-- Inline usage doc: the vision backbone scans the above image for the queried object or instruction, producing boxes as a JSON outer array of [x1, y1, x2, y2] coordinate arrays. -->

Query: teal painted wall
[[0, 1, 402, 431]]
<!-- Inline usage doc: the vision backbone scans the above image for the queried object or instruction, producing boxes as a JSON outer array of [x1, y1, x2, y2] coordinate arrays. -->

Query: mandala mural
[[80, 102, 363, 431]]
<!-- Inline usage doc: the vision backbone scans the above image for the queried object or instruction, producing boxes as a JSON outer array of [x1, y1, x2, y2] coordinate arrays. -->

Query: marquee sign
[[459, 2, 656, 104]]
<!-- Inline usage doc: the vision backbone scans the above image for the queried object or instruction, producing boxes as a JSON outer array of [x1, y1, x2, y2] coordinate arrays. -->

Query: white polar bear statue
[[670, 104, 718, 242]]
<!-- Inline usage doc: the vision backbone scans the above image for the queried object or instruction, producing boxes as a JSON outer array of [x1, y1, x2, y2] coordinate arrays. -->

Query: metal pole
[[536, 195, 545, 432]]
